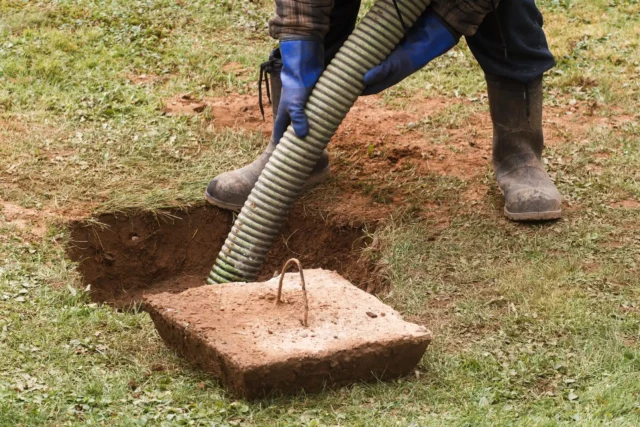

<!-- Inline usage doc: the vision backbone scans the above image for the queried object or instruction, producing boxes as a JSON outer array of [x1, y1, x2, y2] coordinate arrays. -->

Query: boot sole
[[205, 166, 331, 212], [504, 207, 562, 222]]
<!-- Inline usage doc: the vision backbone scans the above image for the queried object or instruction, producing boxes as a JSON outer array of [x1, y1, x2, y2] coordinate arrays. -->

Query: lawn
[[1, 0, 639, 425]]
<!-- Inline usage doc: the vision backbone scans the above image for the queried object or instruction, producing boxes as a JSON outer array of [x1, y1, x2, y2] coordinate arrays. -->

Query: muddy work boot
[[487, 74, 562, 221], [205, 50, 330, 211], [205, 139, 330, 211]]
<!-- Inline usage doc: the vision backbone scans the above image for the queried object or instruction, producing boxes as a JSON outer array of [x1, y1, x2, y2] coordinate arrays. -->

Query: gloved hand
[[272, 40, 324, 144], [362, 10, 460, 95]]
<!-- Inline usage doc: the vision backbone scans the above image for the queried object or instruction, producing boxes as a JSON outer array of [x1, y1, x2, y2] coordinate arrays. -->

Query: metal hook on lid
[[276, 258, 309, 327]]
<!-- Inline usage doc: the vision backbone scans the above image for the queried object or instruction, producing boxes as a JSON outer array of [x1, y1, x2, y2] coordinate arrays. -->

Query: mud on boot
[[487, 74, 562, 221]]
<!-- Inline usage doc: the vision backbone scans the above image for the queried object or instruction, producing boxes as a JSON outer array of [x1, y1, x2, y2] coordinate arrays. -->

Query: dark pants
[[323, 0, 555, 82], [466, 0, 555, 82], [324, 0, 361, 64]]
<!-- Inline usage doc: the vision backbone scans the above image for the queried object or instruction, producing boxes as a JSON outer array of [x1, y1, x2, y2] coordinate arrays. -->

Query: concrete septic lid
[[144, 268, 432, 399]]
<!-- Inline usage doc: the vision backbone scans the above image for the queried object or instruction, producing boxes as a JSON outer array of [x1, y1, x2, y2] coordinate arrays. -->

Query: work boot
[[205, 50, 330, 211], [487, 74, 562, 221], [205, 138, 330, 211]]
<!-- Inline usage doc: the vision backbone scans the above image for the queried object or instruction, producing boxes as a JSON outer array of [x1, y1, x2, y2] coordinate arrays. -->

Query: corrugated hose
[[209, 0, 432, 284]]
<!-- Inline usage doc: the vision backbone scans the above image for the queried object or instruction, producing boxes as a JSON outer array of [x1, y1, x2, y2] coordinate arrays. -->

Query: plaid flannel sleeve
[[431, 0, 501, 36], [267, 0, 500, 42], [268, 0, 334, 41]]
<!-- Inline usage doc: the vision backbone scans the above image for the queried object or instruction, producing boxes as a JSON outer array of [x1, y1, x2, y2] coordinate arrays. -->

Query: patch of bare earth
[[610, 199, 640, 209], [0, 196, 98, 240], [0, 201, 47, 237], [163, 92, 614, 216], [162, 94, 208, 115]]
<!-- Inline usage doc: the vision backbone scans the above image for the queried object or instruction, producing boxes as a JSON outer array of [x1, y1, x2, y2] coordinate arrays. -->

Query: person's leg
[[205, 0, 360, 210], [466, 0, 555, 83], [466, 0, 561, 221]]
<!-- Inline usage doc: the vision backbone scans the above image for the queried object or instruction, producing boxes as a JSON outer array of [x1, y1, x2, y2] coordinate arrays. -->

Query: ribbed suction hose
[[209, 0, 431, 284]]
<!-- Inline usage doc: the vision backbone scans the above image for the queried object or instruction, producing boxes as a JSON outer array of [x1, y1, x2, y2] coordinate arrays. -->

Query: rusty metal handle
[[276, 258, 309, 327]]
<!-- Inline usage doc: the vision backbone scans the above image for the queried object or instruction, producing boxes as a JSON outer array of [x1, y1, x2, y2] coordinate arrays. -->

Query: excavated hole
[[66, 205, 382, 308]]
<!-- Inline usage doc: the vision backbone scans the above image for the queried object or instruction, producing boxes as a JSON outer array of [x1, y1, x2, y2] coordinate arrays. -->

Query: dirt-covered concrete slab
[[144, 269, 431, 399]]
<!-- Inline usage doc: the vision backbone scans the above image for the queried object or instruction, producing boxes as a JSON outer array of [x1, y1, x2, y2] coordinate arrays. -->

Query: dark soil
[[66, 204, 382, 308], [144, 269, 431, 399]]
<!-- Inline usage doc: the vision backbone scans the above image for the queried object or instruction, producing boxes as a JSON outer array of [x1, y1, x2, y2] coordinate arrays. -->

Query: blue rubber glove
[[362, 11, 459, 95], [272, 40, 324, 144]]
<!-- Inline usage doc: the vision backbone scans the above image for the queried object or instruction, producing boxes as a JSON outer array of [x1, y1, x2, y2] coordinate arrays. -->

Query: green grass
[[1, 0, 640, 425]]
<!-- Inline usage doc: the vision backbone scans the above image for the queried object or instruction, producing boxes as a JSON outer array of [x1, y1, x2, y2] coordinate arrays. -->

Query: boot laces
[[258, 61, 271, 121], [258, 49, 282, 121]]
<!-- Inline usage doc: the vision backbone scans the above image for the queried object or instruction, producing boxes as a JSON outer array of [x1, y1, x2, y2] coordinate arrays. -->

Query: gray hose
[[209, 0, 431, 284]]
